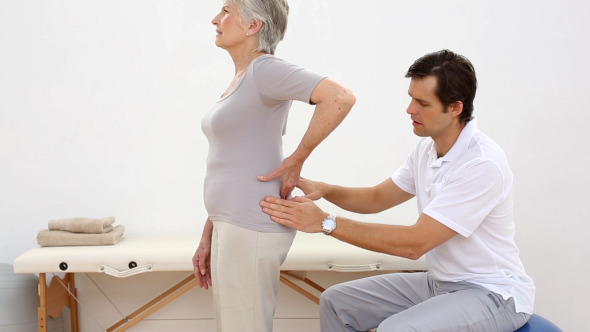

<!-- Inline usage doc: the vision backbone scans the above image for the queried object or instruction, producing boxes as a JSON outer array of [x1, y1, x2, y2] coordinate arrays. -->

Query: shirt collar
[[429, 117, 478, 167]]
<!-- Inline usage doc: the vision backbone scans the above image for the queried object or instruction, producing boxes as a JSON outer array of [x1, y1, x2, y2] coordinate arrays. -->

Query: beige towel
[[48, 216, 115, 234], [37, 225, 125, 247]]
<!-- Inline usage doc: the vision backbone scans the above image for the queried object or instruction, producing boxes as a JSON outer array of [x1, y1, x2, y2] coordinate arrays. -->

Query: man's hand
[[297, 177, 326, 200], [260, 196, 326, 232], [258, 156, 303, 199]]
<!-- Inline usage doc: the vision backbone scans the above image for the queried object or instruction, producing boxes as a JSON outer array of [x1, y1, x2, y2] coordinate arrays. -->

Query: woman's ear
[[247, 19, 263, 36]]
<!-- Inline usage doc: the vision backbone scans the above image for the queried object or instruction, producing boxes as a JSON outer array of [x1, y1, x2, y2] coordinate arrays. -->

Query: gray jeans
[[319, 272, 530, 332]]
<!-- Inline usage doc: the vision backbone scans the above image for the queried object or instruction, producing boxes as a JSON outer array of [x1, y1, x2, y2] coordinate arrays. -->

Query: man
[[259, 50, 535, 331]]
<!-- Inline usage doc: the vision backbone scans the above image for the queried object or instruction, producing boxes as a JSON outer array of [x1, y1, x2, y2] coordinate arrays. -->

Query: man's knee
[[319, 284, 339, 309], [320, 283, 354, 317]]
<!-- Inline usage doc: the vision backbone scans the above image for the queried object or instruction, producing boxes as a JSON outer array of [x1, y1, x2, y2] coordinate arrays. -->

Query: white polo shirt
[[392, 118, 535, 314]]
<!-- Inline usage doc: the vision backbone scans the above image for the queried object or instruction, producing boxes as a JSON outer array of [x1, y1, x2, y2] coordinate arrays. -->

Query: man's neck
[[433, 121, 467, 158]]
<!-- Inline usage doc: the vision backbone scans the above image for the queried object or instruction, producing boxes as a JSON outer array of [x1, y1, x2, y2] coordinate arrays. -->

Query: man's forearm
[[321, 178, 412, 214], [329, 216, 423, 260], [322, 183, 384, 213]]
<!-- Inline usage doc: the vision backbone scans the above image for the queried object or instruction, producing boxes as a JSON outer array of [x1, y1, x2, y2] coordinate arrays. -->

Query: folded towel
[[48, 216, 115, 234], [37, 225, 125, 247]]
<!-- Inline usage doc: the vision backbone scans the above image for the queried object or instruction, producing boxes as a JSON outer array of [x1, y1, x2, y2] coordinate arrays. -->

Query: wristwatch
[[321, 214, 337, 235]]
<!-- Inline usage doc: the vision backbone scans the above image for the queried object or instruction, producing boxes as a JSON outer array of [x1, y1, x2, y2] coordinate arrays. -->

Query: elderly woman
[[191, 0, 355, 331]]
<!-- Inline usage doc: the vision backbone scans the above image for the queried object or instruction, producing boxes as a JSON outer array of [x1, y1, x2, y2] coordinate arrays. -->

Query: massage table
[[13, 232, 427, 332]]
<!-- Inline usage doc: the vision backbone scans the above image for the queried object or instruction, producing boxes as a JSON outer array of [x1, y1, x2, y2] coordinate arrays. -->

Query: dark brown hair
[[405, 50, 477, 123]]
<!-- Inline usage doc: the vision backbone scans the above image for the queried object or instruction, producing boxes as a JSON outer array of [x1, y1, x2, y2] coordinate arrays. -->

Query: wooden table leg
[[38, 273, 48, 332], [67, 273, 79, 332], [37, 273, 79, 332], [280, 271, 326, 305], [106, 274, 198, 331]]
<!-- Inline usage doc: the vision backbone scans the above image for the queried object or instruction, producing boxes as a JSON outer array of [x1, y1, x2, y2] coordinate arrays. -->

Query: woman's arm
[[192, 218, 213, 289], [258, 78, 355, 198]]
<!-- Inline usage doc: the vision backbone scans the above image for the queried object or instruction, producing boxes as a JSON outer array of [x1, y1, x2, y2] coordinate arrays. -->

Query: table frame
[[36, 270, 328, 332]]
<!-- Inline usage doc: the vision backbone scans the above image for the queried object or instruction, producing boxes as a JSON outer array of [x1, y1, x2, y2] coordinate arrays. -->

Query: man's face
[[406, 76, 454, 140]]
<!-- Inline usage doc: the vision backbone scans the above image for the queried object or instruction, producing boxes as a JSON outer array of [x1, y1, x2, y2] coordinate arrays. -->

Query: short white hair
[[225, 0, 289, 54]]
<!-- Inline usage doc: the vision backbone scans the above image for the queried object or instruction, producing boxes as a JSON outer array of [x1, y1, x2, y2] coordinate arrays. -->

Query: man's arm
[[298, 177, 414, 214], [331, 213, 457, 260], [259, 196, 457, 260]]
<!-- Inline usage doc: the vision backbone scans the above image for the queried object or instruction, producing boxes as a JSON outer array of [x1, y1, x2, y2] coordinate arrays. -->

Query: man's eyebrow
[[409, 92, 428, 104]]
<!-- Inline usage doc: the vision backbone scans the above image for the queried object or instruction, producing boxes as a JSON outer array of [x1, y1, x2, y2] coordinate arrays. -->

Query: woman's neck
[[230, 49, 267, 74]]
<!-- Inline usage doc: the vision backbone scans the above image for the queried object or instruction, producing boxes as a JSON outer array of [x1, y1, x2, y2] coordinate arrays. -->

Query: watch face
[[323, 218, 336, 230]]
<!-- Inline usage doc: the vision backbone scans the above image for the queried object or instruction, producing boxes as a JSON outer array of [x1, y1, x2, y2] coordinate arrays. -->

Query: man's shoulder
[[470, 131, 508, 162], [460, 132, 512, 182]]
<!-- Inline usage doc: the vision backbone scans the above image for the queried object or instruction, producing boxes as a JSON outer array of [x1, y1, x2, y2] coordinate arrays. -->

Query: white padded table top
[[13, 232, 426, 276]]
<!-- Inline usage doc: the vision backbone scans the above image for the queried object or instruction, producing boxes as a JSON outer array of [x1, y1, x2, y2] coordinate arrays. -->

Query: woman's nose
[[211, 13, 220, 25]]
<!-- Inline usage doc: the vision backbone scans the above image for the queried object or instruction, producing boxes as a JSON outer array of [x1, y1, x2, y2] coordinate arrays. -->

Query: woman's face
[[211, 3, 248, 51]]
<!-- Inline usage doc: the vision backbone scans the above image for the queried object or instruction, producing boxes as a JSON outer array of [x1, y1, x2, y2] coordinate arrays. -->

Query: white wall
[[1, 1, 588, 331]]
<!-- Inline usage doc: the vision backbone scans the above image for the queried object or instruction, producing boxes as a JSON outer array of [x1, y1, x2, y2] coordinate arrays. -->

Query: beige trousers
[[211, 220, 295, 332]]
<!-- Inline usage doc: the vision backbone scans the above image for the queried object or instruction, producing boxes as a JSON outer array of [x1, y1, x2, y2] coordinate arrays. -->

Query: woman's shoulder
[[250, 54, 305, 81], [252, 54, 300, 70]]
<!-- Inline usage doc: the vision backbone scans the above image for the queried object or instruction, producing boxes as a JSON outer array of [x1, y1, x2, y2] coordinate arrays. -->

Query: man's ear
[[247, 20, 263, 36], [449, 101, 464, 117]]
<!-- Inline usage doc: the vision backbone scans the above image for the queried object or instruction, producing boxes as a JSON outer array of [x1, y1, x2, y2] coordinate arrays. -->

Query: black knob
[[59, 262, 68, 271], [128, 261, 138, 269]]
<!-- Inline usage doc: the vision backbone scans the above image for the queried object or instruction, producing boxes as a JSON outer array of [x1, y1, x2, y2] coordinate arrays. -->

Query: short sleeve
[[391, 154, 416, 195], [252, 56, 325, 104]]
